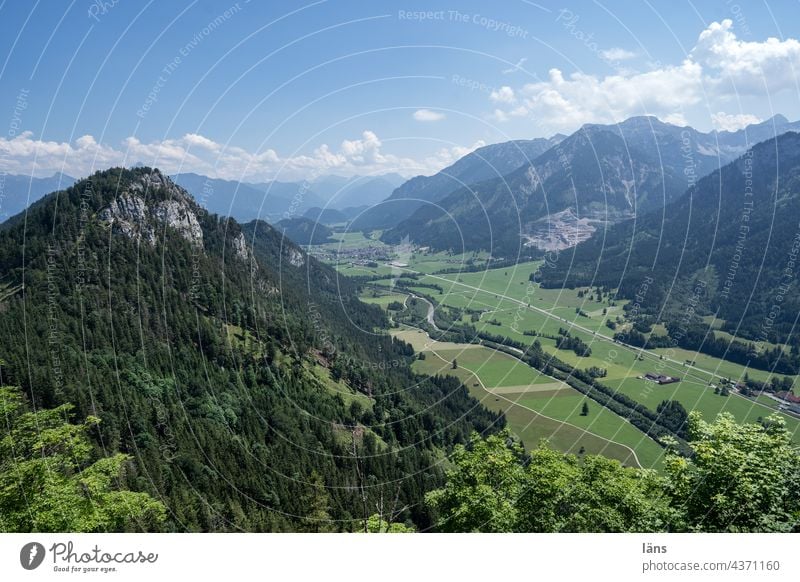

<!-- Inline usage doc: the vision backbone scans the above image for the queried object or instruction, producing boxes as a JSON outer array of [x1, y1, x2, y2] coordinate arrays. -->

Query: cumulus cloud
[[490, 86, 516, 104], [413, 109, 446, 122], [711, 112, 762, 131], [490, 20, 800, 133], [0, 129, 478, 181], [692, 20, 800, 94]]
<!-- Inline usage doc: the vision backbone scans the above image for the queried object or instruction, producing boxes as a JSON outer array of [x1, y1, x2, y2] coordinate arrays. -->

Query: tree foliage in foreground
[[664, 412, 800, 532], [0, 385, 166, 532], [427, 412, 800, 532]]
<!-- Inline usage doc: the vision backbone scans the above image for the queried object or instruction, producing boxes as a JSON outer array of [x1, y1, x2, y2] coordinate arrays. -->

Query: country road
[[391, 263, 784, 416], [396, 264, 722, 382], [404, 322, 644, 468]]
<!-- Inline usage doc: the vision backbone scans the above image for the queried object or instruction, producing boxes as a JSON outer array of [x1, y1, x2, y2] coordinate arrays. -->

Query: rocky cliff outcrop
[[99, 169, 204, 248]]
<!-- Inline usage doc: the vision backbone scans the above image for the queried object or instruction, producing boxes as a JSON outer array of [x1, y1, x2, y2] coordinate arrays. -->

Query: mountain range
[[171, 172, 404, 223], [0, 171, 403, 229], [350, 137, 562, 231], [538, 130, 800, 372], [382, 115, 800, 257], [0, 172, 76, 222]]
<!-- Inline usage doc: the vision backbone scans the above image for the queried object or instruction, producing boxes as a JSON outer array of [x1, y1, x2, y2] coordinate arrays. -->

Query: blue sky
[[1, 0, 800, 180]]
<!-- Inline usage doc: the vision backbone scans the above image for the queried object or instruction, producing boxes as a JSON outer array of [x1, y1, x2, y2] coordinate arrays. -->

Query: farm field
[[374, 262, 800, 444], [341, 247, 800, 460], [409, 266, 799, 388], [357, 289, 407, 308], [392, 328, 664, 468]]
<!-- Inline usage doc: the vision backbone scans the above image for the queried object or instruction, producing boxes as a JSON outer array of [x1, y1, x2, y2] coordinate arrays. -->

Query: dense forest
[[0, 167, 500, 532]]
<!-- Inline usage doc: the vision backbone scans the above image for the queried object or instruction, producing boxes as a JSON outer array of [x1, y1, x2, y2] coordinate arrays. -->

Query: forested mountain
[[273, 216, 334, 245], [303, 206, 351, 225], [383, 115, 800, 257], [0, 167, 500, 532], [538, 131, 800, 373], [351, 137, 559, 231], [0, 172, 75, 222]]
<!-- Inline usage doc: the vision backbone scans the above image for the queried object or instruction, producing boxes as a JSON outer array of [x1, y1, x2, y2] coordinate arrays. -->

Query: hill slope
[[351, 137, 558, 231], [538, 131, 800, 372], [273, 216, 334, 245], [0, 167, 500, 531], [384, 115, 800, 257]]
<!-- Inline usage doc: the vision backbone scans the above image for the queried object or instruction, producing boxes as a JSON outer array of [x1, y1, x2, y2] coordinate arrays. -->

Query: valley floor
[[315, 235, 800, 467]]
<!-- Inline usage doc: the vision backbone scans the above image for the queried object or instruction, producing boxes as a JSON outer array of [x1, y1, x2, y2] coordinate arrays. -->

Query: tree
[[580, 402, 589, 416], [0, 385, 166, 532], [427, 431, 673, 533], [663, 412, 800, 532], [428, 413, 800, 533], [452, 359, 458, 369], [365, 514, 415, 533], [299, 471, 336, 532], [656, 400, 688, 438], [425, 431, 525, 532], [515, 447, 672, 533]]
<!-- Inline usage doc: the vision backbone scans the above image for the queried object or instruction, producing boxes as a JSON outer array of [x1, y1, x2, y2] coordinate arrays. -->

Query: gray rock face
[[99, 170, 203, 248], [286, 247, 305, 268], [154, 199, 203, 247], [231, 231, 251, 262], [98, 193, 156, 245]]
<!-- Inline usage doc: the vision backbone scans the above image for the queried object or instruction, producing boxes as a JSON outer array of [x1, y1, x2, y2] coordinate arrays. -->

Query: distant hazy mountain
[[171, 172, 404, 222], [0, 173, 75, 222], [311, 173, 405, 209], [350, 137, 560, 231], [303, 205, 371, 225], [383, 115, 800, 256], [172, 173, 325, 222]]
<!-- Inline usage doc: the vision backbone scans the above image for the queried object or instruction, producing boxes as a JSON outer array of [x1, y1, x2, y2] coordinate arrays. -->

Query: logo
[[20, 542, 46, 570]]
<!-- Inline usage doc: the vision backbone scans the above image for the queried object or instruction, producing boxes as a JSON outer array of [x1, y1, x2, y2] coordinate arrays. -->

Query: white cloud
[[492, 62, 702, 131], [692, 20, 800, 93], [413, 109, 446, 122], [490, 86, 516, 104], [711, 111, 762, 131], [599, 47, 636, 61], [490, 20, 800, 133], [490, 109, 509, 123], [424, 140, 486, 169], [0, 129, 473, 181], [182, 133, 221, 151]]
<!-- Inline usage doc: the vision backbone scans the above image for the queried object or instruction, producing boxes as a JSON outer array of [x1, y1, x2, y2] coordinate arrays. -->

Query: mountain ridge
[[383, 115, 800, 256]]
